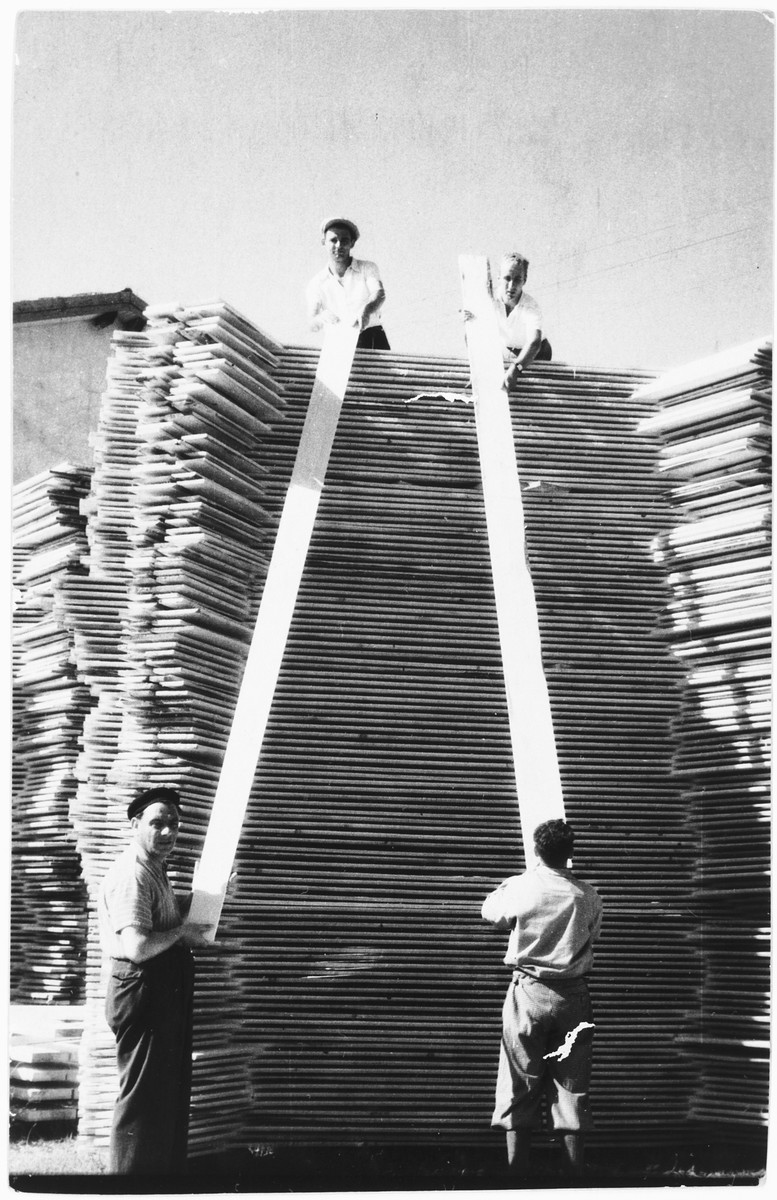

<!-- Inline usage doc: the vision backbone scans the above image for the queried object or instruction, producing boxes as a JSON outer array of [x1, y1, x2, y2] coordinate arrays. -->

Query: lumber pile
[[11, 467, 92, 1004], [636, 339, 772, 1128], [16, 313, 769, 1156], [66, 303, 286, 1157], [220, 345, 696, 1147], [9, 1006, 83, 1127], [66, 321, 179, 1148]]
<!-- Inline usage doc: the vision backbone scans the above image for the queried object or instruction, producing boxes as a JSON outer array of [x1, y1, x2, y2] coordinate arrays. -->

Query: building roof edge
[[13, 289, 147, 323]]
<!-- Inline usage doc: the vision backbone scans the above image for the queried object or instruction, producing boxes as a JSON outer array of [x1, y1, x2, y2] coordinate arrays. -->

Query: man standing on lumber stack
[[493, 252, 552, 388], [98, 786, 211, 1176], [481, 819, 602, 1180], [306, 217, 390, 348]]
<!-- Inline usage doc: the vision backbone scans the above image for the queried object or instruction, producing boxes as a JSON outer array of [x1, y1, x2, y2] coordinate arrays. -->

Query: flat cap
[[321, 217, 360, 242], [128, 786, 182, 821]]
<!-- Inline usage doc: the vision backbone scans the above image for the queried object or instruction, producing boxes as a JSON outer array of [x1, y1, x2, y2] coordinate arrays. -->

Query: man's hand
[[180, 922, 214, 951], [505, 363, 524, 389], [311, 311, 340, 332]]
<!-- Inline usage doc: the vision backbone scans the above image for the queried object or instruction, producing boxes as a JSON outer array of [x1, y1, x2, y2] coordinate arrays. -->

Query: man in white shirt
[[494, 252, 552, 388], [482, 819, 602, 1180], [306, 218, 390, 349]]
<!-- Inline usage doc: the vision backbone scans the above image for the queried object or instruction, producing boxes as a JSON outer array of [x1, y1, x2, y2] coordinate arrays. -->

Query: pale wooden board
[[459, 255, 565, 862], [188, 323, 360, 937]]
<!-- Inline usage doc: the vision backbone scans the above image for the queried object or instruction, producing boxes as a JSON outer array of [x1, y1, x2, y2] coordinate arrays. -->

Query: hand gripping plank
[[459, 255, 565, 862], [188, 323, 360, 938]]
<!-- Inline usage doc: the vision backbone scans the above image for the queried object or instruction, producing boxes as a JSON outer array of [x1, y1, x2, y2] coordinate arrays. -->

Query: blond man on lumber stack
[[493, 252, 552, 388]]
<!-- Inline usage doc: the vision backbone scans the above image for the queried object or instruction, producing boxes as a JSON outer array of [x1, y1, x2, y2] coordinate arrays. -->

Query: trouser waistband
[[511, 970, 589, 991]]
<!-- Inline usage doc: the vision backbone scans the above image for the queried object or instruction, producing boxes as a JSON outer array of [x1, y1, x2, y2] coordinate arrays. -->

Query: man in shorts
[[481, 819, 602, 1179]]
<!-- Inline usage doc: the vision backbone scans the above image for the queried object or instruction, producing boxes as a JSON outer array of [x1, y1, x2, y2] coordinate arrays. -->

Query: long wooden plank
[[459, 254, 565, 860], [188, 323, 359, 937]]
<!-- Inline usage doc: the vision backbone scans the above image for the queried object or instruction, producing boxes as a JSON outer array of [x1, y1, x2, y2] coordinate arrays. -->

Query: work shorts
[[492, 973, 594, 1133]]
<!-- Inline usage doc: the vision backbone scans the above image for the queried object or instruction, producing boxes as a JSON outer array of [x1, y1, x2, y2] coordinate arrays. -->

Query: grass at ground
[[8, 1128, 106, 1176], [7, 1127, 767, 1191]]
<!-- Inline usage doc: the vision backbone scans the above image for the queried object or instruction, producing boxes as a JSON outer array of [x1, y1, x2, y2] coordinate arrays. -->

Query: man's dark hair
[[533, 819, 574, 867]]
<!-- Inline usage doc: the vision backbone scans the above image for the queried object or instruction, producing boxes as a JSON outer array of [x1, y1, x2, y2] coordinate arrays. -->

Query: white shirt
[[494, 291, 543, 356], [306, 258, 384, 330], [482, 863, 602, 980]]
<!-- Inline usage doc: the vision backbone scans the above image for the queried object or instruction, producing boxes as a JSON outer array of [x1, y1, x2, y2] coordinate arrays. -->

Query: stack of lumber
[[68, 303, 286, 1158], [109, 299, 285, 835], [11, 467, 92, 1004], [65, 324, 173, 1150], [222, 345, 696, 1147], [22, 315, 765, 1155], [9, 1006, 83, 1126], [636, 339, 772, 1129]]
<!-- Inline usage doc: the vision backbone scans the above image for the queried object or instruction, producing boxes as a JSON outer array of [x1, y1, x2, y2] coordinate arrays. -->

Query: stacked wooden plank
[[53, 327, 172, 1150], [219, 346, 697, 1147], [11, 520, 33, 999], [10, 1006, 83, 1126], [636, 339, 772, 1129], [67, 303, 287, 1158], [66, 329, 163, 875], [11, 466, 92, 1004], [23, 317, 760, 1156]]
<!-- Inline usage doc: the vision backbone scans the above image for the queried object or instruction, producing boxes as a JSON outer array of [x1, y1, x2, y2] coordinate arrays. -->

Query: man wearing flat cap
[[306, 217, 390, 349], [99, 786, 211, 1175]]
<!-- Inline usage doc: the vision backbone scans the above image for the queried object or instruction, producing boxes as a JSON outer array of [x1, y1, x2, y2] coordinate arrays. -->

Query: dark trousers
[[508, 338, 552, 363], [105, 945, 194, 1175], [357, 325, 390, 350]]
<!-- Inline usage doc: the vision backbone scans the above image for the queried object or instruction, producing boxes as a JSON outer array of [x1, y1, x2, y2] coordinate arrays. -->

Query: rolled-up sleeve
[[481, 879, 518, 929], [590, 895, 603, 944], [306, 274, 324, 322], [361, 260, 382, 300], [103, 870, 153, 935], [524, 295, 542, 334]]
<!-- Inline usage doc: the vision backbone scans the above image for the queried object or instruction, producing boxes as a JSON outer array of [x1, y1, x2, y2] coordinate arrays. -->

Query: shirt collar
[[327, 258, 354, 280], [535, 861, 572, 879], [499, 295, 522, 315], [132, 843, 167, 875]]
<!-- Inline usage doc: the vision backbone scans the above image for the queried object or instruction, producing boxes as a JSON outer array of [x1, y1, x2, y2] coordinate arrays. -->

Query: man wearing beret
[[99, 786, 211, 1175], [306, 217, 390, 349]]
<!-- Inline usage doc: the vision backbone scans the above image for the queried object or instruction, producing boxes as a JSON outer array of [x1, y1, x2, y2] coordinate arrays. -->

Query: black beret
[[321, 216, 360, 242], [127, 787, 182, 821]]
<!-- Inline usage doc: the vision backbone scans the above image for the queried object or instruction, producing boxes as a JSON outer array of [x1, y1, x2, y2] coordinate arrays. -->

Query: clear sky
[[11, 3, 773, 370]]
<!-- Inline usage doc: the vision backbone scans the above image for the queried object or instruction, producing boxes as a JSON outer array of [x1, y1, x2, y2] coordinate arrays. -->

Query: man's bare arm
[[358, 281, 386, 330], [118, 922, 212, 963]]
